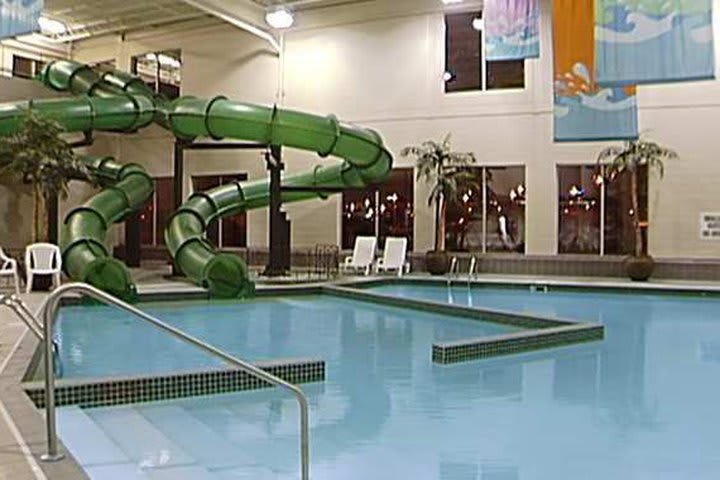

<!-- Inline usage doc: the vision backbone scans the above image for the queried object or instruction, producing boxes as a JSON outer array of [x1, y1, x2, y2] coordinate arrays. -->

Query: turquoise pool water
[[56, 287, 720, 479]]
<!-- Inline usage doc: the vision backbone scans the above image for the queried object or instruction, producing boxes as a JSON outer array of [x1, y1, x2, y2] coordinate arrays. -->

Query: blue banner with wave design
[[485, 0, 540, 61], [596, 0, 715, 85], [0, 0, 42, 39], [553, 0, 639, 142]]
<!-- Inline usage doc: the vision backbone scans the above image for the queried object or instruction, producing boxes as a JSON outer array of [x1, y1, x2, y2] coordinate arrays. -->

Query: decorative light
[[265, 6, 294, 29], [472, 17, 483, 31], [38, 16, 66, 35]]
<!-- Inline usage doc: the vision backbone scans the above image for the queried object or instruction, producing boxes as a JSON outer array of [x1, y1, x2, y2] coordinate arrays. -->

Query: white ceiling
[[42, 0, 213, 42]]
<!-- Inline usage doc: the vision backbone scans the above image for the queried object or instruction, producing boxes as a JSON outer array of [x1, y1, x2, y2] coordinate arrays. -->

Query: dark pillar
[[47, 195, 59, 244], [172, 139, 186, 275], [263, 145, 291, 277], [124, 211, 142, 267]]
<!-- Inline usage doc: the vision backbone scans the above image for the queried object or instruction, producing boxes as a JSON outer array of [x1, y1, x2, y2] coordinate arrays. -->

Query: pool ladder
[[1, 284, 312, 480], [447, 256, 479, 287]]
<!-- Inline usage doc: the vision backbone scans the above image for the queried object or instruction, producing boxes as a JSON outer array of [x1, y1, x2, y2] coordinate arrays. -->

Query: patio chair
[[375, 237, 409, 277], [0, 247, 20, 295], [25, 243, 62, 293], [341, 236, 377, 276]]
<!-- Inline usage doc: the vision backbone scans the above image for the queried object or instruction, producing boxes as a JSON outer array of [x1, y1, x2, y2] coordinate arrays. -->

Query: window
[[444, 12, 525, 93], [445, 166, 526, 253], [131, 49, 181, 99], [342, 168, 414, 251], [139, 178, 175, 246], [191, 174, 248, 248], [557, 165, 647, 255], [12, 55, 45, 79]]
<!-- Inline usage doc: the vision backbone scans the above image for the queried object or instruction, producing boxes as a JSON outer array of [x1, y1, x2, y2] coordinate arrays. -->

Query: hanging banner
[[0, 0, 42, 39], [552, 0, 638, 142], [596, 0, 715, 85], [485, 0, 540, 61]]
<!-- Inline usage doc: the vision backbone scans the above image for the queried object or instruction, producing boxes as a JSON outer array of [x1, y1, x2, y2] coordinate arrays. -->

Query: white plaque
[[700, 212, 720, 240]]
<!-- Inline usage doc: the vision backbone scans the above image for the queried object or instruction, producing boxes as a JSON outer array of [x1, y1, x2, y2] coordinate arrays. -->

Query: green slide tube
[[63, 157, 153, 301], [0, 63, 156, 299], [2, 60, 394, 298], [164, 97, 393, 298]]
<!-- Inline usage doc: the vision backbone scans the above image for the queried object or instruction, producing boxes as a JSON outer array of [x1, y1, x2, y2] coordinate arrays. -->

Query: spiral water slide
[[0, 61, 393, 299]]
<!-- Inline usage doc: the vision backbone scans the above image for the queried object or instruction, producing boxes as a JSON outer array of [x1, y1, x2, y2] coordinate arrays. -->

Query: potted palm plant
[[0, 110, 93, 289], [596, 138, 677, 281], [402, 134, 477, 275]]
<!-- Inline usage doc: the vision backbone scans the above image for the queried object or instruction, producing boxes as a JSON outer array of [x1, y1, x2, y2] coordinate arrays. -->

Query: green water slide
[[1, 60, 393, 298], [0, 63, 157, 300], [165, 99, 393, 298]]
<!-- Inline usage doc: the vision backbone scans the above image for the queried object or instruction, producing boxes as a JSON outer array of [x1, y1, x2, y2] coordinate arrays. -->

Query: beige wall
[[34, 1, 720, 259]]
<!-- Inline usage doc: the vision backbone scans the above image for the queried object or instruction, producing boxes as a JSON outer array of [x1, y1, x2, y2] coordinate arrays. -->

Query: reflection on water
[[57, 288, 720, 479]]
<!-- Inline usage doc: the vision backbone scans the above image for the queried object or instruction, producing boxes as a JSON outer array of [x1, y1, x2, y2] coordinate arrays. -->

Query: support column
[[124, 211, 142, 267], [263, 145, 291, 276], [47, 195, 59, 244], [172, 139, 186, 275]]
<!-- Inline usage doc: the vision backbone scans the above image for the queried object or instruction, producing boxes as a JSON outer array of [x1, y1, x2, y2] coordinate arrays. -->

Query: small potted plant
[[596, 138, 677, 281], [402, 134, 477, 275]]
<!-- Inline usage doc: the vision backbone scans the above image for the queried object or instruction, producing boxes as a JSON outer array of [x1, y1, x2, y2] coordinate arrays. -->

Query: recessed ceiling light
[[265, 6, 294, 29], [38, 16, 66, 35]]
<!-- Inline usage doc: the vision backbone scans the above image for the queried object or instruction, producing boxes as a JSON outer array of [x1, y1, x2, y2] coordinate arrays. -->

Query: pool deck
[[3, 270, 720, 479]]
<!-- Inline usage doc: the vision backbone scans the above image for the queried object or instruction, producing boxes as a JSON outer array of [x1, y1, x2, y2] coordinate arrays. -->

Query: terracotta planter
[[425, 251, 450, 275], [625, 255, 655, 282]]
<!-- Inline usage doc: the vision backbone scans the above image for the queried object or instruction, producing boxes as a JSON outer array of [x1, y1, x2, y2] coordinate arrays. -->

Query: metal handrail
[[0, 294, 44, 340], [39, 283, 311, 480], [468, 256, 478, 286], [447, 256, 459, 286]]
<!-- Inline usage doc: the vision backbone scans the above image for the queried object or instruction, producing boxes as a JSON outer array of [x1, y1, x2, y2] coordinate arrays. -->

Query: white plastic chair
[[0, 248, 20, 295], [375, 237, 409, 277], [341, 236, 377, 276], [25, 243, 62, 293]]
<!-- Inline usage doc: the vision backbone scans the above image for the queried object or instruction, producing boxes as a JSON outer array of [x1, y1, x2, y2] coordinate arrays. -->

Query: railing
[[447, 256, 459, 286], [0, 293, 43, 340], [34, 283, 310, 479]]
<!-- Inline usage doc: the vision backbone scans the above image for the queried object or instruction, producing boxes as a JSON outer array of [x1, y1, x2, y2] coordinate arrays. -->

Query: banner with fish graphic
[[484, 0, 540, 61], [596, 0, 715, 85], [0, 0, 42, 39], [553, 0, 638, 142]]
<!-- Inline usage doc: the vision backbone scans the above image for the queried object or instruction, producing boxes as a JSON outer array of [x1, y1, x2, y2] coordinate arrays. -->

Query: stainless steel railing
[[0, 293, 43, 340], [36, 283, 311, 480]]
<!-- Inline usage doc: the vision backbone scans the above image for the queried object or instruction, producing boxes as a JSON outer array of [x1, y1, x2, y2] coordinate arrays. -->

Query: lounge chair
[[341, 236, 377, 276], [375, 237, 409, 277]]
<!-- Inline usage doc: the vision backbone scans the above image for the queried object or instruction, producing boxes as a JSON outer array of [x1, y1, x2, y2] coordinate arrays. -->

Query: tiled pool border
[[323, 284, 605, 364], [23, 358, 325, 409]]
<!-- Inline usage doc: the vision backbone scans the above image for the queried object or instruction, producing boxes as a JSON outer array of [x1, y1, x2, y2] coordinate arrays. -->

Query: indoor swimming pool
[[53, 286, 720, 479]]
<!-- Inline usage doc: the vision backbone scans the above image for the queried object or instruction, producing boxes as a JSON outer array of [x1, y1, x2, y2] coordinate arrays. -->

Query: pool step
[[137, 404, 256, 470], [57, 406, 130, 467], [86, 405, 198, 469]]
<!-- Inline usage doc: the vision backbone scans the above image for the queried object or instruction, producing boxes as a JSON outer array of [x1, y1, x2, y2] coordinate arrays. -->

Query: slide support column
[[264, 145, 291, 277]]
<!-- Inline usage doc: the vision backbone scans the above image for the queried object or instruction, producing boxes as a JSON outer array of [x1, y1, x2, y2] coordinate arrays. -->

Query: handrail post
[[37, 283, 310, 478], [41, 291, 63, 461]]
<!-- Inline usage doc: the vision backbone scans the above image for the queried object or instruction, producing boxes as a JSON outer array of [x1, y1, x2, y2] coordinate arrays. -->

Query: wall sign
[[700, 213, 720, 240]]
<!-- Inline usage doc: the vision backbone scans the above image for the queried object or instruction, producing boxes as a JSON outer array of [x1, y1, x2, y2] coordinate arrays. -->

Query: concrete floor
[[2, 270, 720, 479]]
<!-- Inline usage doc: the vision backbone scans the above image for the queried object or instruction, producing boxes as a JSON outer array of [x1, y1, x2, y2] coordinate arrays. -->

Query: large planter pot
[[425, 251, 450, 275], [625, 255, 655, 281]]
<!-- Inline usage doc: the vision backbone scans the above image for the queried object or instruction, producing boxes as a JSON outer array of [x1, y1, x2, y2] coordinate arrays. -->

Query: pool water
[[56, 288, 720, 479]]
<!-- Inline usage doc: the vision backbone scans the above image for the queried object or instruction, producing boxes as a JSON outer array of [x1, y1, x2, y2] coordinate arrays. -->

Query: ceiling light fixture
[[265, 6, 294, 29], [442, 0, 464, 4], [38, 16, 67, 35]]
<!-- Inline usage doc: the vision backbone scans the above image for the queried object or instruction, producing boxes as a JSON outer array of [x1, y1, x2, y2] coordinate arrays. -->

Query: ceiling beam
[[180, 0, 280, 53]]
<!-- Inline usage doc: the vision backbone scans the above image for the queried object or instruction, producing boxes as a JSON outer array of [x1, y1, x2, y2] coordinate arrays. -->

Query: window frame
[[556, 164, 648, 256], [443, 11, 526, 94], [444, 165, 527, 254]]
